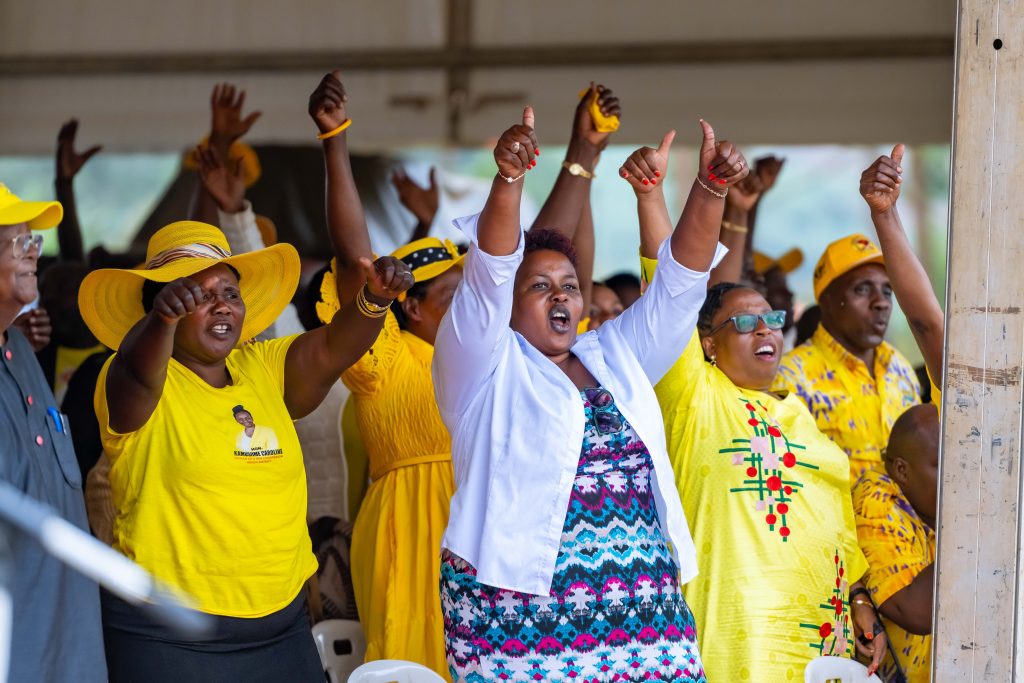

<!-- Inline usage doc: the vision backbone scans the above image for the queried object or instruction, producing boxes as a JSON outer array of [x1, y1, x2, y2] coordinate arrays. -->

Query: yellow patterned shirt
[[852, 468, 935, 683], [772, 325, 920, 482]]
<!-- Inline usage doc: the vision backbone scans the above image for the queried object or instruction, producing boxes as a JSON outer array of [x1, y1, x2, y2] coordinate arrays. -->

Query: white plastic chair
[[804, 656, 883, 683], [312, 619, 366, 683], [347, 659, 448, 683]]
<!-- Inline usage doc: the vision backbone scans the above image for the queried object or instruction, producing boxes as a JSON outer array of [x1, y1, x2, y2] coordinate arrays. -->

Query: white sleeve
[[432, 213, 523, 422], [603, 237, 727, 385], [217, 200, 263, 254]]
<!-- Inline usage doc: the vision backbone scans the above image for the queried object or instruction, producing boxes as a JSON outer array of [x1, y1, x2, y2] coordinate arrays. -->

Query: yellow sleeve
[[244, 335, 300, 396], [639, 253, 658, 293], [853, 482, 932, 605], [341, 311, 402, 397], [94, 355, 128, 457]]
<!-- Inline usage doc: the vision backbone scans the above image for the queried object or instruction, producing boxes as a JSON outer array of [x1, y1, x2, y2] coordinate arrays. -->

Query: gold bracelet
[[852, 598, 875, 607], [497, 170, 526, 184], [317, 119, 353, 140], [721, 220, 749, 234], [696, 176, 727, 199], [356, 286, 390, 318]]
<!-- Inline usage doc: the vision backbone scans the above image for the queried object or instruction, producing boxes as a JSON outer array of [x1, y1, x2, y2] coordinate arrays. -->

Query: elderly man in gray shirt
[[0, 183, 106, 682]]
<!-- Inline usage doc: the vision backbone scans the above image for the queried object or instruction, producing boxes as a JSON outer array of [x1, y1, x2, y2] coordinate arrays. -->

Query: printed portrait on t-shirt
[[232, 405, 279, 453]]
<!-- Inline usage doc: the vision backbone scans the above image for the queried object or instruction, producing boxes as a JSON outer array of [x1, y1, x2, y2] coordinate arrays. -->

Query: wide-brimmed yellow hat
[[79, 220, 299, 350], [390, 237, 464, 302], [753, 248, 803, 276], [812, 233, 885, 301], [0, 183, 63, 230]]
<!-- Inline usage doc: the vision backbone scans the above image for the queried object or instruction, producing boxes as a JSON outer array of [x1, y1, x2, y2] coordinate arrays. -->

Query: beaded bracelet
[[696, 176, 727, 198], [317, 119, 353, 140], [498, 170, 526, 184]]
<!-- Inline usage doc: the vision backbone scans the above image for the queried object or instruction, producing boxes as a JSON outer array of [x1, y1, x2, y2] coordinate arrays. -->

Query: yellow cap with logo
[[812, 233, 885, 302]]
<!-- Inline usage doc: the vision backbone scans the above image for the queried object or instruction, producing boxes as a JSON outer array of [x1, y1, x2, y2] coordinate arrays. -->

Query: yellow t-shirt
[[773, 325, 921, 482], [656, 332, 869, 682], [95, 336, 317, 618], [852, 468, 935, 683]]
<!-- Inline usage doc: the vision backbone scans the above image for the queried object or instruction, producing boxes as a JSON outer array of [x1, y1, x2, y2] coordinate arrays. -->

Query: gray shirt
[[0, 328, 106, 682]]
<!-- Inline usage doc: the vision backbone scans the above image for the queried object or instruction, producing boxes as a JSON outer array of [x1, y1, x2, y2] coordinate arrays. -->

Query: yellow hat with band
[[812, 233, 886, 302], [0, 183, 63, 230], [390, 237, 464, 302], [753, 247, 804, 276], [79, 220, 299, 350]]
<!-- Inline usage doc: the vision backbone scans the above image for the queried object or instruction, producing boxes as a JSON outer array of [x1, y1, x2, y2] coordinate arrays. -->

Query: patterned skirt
[[440, 387, 706, 683]]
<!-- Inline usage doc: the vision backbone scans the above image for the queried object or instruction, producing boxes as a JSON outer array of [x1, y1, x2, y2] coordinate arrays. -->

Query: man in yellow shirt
[[852, 403, 937, 683], [773, 234, 920, 481]]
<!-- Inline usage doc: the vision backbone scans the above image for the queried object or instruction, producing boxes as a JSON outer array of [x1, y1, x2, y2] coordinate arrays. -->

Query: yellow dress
[[655, 333, 869, 682], [852, 468, 934, 683], [772, 325, 920, 482], [318, 276, 453, 679]]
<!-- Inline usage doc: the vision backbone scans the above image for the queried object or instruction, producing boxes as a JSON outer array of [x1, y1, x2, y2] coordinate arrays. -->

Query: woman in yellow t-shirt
[[79, 220, 413, 682], [654, 282, 886, 681]]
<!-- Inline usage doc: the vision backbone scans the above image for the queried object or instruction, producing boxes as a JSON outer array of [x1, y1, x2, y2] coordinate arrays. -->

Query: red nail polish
[[642, 178, 649, 185], [654, 171, 661, 177], [718, 179, 727, 184], [650, 179, 657, 185], [535, 149, 540, 155], [709, 173, 717, 181], [621, 170, 628, 178]]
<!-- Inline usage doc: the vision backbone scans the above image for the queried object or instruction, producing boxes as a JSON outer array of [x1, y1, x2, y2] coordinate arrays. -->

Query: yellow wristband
[[317, 119, 353, 140]]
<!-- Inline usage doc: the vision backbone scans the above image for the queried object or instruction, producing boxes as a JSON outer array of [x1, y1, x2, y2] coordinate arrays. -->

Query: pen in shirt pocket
[[46, 407, 66, 435]]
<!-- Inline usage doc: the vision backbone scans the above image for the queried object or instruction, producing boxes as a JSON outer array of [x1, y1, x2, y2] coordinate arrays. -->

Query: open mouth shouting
[[753, 342, 777, 362], [548, 304, 572, 334]]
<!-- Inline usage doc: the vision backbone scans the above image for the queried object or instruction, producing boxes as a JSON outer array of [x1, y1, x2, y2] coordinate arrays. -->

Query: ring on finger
[[511, 141, 520, 154]]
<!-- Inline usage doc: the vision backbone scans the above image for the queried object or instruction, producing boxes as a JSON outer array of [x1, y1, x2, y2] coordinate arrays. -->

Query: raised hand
[[572, 83, 622, 151], [12, 308, 52, 352], [725, 174, 764, 212], [391, 167, 439, 226], [755, 155, 785, 192], [619, 130, 675, 194], [308, 71, 348, 136], [699, 119, 749, 190], [195, 145, 245, 214], [152, 278, 205, 325], [359, 256, 414, 304], [209, 83, 261, 149], [56, 120, 102, 182], [494, 106, 539, 182], [860, 144, 904, 214]]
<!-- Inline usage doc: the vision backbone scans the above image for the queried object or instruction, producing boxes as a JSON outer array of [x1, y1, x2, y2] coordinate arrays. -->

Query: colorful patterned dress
[[440, 387, 706, 683]]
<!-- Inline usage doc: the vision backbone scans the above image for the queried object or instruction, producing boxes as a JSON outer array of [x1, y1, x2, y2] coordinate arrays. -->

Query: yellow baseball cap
[[752, 248, 803, 276], [812, 233, 885, 302], [0, 183, 63, 230]]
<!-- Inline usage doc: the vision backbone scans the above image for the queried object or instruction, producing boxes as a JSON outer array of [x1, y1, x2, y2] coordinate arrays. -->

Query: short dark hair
[[141, 264, 241, 313], [604, 272, 640, 291], [697, 282, 748, 335], [524, 228, 578, 267]]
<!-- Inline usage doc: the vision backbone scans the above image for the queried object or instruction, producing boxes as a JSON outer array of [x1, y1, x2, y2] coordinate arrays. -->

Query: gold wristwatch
[[562, 160, 594, 179]]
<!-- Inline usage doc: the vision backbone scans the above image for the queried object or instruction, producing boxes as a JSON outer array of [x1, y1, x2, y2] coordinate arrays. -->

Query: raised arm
[[860, 144, 944, 382], [391, 166, 439, 242], [711, 173, 763, 285], [309, 71, 374, 306], [741, 155, 785, 281], [54, 119, 101, 263], [432, 110, 537, 419], [189, 84, 261, 226]]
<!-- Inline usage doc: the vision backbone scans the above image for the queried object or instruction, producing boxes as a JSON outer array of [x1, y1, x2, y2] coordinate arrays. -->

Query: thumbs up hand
[[619, 130, 676, 195], [860, 144, 905, 215], [494, 106, 540, 182], [699, 119, 749, 192]]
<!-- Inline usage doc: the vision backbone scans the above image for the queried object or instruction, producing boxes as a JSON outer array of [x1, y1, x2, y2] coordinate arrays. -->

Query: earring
[[710, 355, 718, 367]]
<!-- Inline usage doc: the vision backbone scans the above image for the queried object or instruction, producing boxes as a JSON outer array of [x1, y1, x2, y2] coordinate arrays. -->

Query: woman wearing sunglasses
[[649, 247, 884, 676], [433, 109, 744, 682]]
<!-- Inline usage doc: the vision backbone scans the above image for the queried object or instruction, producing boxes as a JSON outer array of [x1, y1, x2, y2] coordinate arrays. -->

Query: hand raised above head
[[56, 119, 102, 181], [359, 256, 414, 304], [391, 166, 439, 225], [755, 155, 785, 192], [572, 82, 622, 152], [308, 71, 349, 136], [153, 278, 205, 325], [698, 119, 749, 191], [209, 83, 261, 148], [619, 130, 675, 195], [860, 144, 904, 215], [195, 145, 245, 214], [493, 106, 540, 182]]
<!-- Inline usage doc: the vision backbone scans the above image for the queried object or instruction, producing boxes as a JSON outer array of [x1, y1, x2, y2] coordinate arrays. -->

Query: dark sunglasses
[[708, 310, 787, 335], [583, 387, 625, 435]]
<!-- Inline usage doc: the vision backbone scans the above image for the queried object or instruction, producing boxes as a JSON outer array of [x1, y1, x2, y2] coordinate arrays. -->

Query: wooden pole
[[935, 1, 1024, 679]]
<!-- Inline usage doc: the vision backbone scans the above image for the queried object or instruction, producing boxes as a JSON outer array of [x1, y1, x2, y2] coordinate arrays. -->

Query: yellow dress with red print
[[772, 325, 920, 482], [655, 332, 869, 682], [852, 468, 934, 683], [317, 263, 453, 678]]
